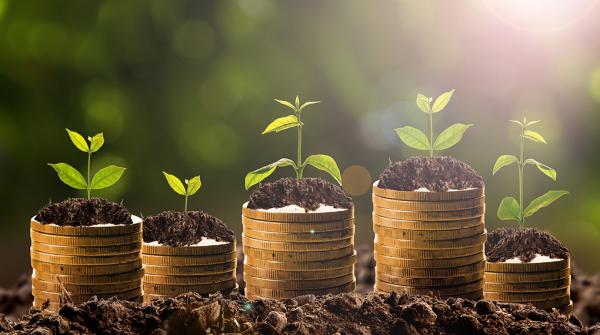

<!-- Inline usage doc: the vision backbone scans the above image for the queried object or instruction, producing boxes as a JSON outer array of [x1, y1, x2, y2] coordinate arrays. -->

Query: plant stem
[[296, 110, 303, 179], [184, 194, 188, 212], [87, 151, 91, 199], [518, 125, 525, 228], [429, 112, 434, 157]]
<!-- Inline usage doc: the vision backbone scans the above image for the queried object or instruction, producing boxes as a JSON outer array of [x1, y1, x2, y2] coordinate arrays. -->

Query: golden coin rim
[[375, 231, 487, 249], [143, 261, 237, 276], [375, 251, 485, 268], [373, 223, 485, 241], [243, 273, 355, 290], [142, 271, 235, 285], [33, 268, 144, 285], [375, 206, 485, 221], [376, 271, 483, 287], [32, 259, 142, 275], [32, 287, 142, 301], [32, 277, 140, 294], [32, 240, 141, 256], [242, 226, 354, 242], [483, 268, 570, 283], [242, 234, 353, 252], [31, 248, 140, 265], [244, 263, 354, 280], [483, 288, 569, 302], [31, 230, 142, 246], [373, 182, 484, 202], [373, 214, 483, 231], [372, 195, 485, 211], [375, 279, 484, 295], [374, 243, 484, 259], [30, 217, 141, 236], [242, 216, 354, 233], [485, 258, 570, 273], [244, 252, 357, 271], [376, 261, 485, 278], [142, 251, 236, 266], [141, 240, 235, 256], [243, 245, 354, 262], [483, 278, 571, 292], [142, 279, 236, 295]]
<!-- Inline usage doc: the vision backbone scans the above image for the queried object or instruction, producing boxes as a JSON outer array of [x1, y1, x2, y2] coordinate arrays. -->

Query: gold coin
[[376, 279, 484, 296], [243, 245, 354, 262], [31, 249, 140, 265], [142, 240, 235, 256], [242, 216, 354, 233], [31, 259, 142, 276], [32, 241, 141, 257], [377, 261, 485, 278], [375, 252, 484, 268], [142, 251, 236, 266], [244, 273, 355, 290], [242, 235, 353, 252], [373, 182, 484, 202], [373, 224, 484, 241], [143, 271, 235, 285], [143, 285, 239, 302], [374, 287, 483, 300], [244, 263, 354, 280], [372, 195, 485, 211], [484, 288, 569, 302], [30, 218, 141, 236], [32, 277, 140, 294], [143, 261, 237, 276], [484, 278, 570, 292], [244, 252, 356, 271], [33, 296, 143, 310], [376, 271, 483, 287], [243, 227, 354, 243], [373, 214, 482, 231], [484, 268, 570, 283], [33, 268, 144, 285], [529, 296, 571, 310], [485, 258, 569, 273], [32, 287, 142, 303], [375, 231, 487, 250], [374, 243, 483, 259], [242, 204, 353, 223], [143, 279, 236, 295], [245, 281, 355, 299], [31, 230, 142, 246], [558, 302, 573, 315], [374, 206, 484, 221]]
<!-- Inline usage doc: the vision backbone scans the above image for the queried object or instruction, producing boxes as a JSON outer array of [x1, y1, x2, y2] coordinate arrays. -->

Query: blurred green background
[[1, 0, 600, 285]]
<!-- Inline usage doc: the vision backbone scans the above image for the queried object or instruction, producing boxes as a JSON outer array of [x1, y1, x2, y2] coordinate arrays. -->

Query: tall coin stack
[[242, 203, 356, 299], [30, 216, 144, 310], [373, 182, 487, 299], [484, 257, 572, 314], [142, 240, 237, 301]]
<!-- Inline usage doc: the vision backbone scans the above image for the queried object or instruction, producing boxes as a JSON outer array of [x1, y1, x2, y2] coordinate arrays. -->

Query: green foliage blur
[[1, 0, 600, 284]]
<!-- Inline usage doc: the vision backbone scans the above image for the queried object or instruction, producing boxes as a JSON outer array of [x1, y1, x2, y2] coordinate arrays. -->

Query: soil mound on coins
[[379, 156, 484, 192], [143, 211, 234, 247], [1, 291, 596, 334], [36, 198, 132, 226], [247, 177, 353, 211], [486, 227, 569, 263]]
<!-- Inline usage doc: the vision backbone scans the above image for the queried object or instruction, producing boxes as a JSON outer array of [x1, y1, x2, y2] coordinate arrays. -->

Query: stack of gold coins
[[30, 216, 143, 310], [372, 182, 486, 299], [142, 239, 237, 301], [485, 257, 572, 314], [242, 203, 356, 299]]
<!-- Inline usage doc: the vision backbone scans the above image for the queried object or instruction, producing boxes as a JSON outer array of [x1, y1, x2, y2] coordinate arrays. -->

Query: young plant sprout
[[49, 129, 126, 199], [244, 96, 342, 190], [395, 89, 472, 156], [162, 172, 201, 212], [493, 118, 569, 228]]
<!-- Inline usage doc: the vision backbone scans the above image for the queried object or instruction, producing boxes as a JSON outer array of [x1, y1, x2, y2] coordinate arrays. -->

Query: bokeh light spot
[[589, 66, 600, 103], [172, 20, 215, 59], [179, 122, 239, 167], [342, 165, 372, 196], [82, 84, 128, 138]]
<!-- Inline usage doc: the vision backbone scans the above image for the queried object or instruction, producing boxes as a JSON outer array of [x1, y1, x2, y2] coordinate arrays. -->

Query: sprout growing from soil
[[493, 118, 569, 228], [162, 172, 201, 212], [245, 96, 342, 190], [49, 129, 126, 199], [395, 89, 472, 157]]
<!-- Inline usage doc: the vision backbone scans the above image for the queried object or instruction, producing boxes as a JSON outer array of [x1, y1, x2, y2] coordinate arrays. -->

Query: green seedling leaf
[[89, 133, 104, 152], [245, 158, 296, 190], [416, 94, 430, 114], [303, 154, 342, 185], [262, 115, 302, 134], [493, 155, 518, 175], [525, 159, 557, 181], [91, 165, 126, 189], [509, 119, 524, 127], [497, 197, 521, 221], [49, 163, 88, 190], [523, 130, 547, 144], [186, 176, 202, 195], [66, 129, 89, 152], [163, 171, 186, 195], [526, 120, 540, 127], [300, 101, 320, 111], [395, 126, 431, 151], [433, 123, 472, 151], [523, 190, 569, 218], [295, 95, 300, 108], [274, 99, 296, 111], [431, 89, 455, 113]]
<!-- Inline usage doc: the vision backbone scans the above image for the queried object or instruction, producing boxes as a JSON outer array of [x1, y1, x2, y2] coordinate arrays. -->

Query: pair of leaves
[[395, 124, 472, 152], [493, 157, 556, 181], [163, 172, 201, 196], [416, 89, 454, 114], [274, 97, 320, 112], [67, 129, 104, 153], [497, 190, 569, 222], [49, 163, 125, 190]]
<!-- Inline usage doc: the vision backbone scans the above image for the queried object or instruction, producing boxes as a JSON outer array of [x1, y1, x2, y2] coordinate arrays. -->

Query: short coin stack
[[484, 257, 572, 314], [142, 239, 237, 301], [373, 182, 487, 299], [30, 216, 143, 310], [242, 203, 356, 299]]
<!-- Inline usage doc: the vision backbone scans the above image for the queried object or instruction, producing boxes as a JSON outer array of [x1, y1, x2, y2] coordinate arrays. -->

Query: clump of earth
[[36, 198, 133, 226], [143, 211, 235, 247]]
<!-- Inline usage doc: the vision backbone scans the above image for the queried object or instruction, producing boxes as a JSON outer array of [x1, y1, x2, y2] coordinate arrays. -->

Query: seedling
[[49, 129, 126, 199], [395, 89, 472, 157], [245, 96, 342, 190], [493, 118, 569, 228], [162, 172, 201, 212]]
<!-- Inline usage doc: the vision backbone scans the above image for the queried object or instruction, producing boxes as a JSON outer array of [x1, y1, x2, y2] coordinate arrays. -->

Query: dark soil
[[143, 211, 235, 247], [247, 177, 353, 211], [378, 156, 484, 191], [36, 198, 132, 226], [486, 227, 570, 263], [0, 274, 32, 322]]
